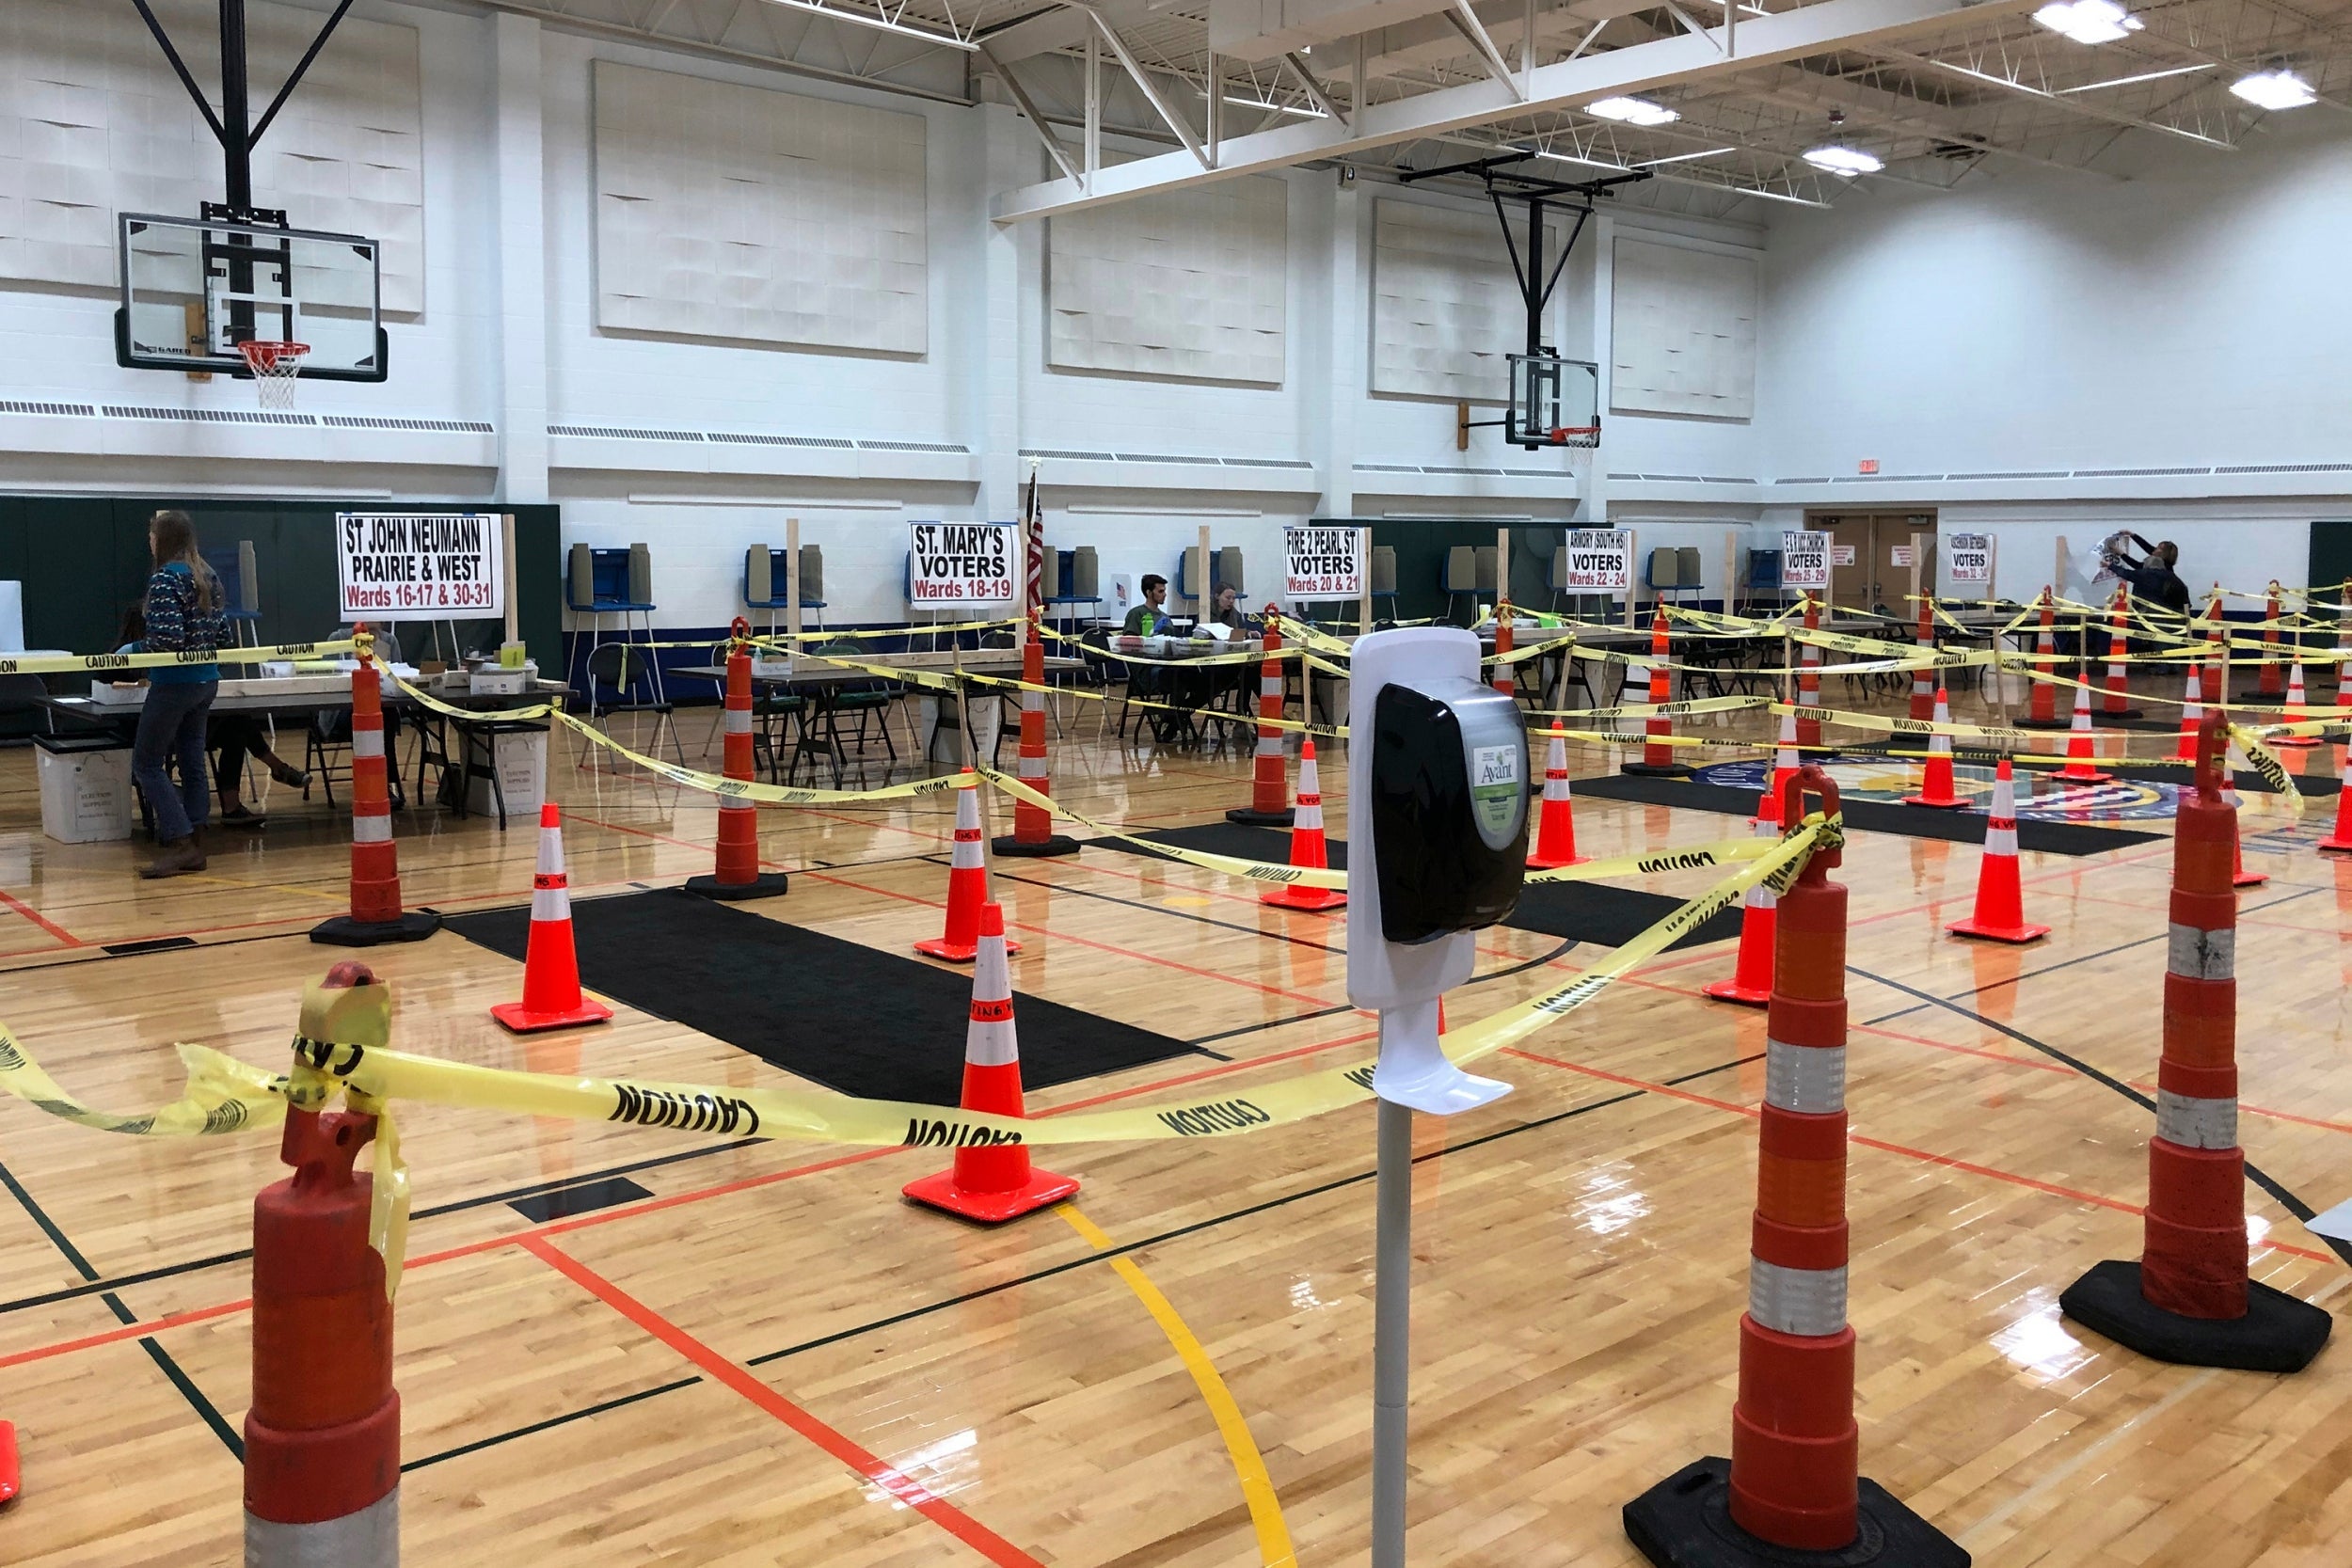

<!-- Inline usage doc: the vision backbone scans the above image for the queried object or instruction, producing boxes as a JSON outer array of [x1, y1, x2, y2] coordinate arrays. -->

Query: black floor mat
[[1569, 774, 2163, 854], [1095, 826, 1741, 950], [444, 889, 1196, 1105]]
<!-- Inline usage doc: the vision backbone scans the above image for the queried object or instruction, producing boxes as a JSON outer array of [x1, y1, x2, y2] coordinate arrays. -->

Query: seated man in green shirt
[[1121, 573, 1170, 636]]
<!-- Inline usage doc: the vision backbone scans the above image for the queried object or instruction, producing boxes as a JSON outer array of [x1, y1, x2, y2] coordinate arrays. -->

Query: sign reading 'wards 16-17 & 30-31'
[[1283, 525, 1365, 598], [336, 513, 504, 621], [908, 521, 1019, 608]]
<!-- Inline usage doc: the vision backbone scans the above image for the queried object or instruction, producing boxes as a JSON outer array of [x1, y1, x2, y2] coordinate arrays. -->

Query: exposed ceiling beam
[[993, 0, 2048, 219], [977, 0, 1152, 65], [1445, 0, 1530, 97], [1282, 51, 1350, 125], [978, 42, 1086, 183], [1874, 43, 2242, 148], [1089, 12, 1213, 166]]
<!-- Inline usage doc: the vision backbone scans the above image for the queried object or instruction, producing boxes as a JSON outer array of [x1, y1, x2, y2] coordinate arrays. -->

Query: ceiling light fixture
[[1638, 147, 1738, 166], [1534, 148, 1636, 172], [2060, 63, 2210, 93], [1224, 94, 1327, 118], [1803, 144, 1883, 176], [2230, 67, 2317, 110], [2031, 0, 2143, 45], [1584, 95, 1680, 126]]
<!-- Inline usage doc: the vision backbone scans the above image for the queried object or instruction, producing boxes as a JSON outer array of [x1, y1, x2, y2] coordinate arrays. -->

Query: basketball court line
[[0, 889, 86, 949]]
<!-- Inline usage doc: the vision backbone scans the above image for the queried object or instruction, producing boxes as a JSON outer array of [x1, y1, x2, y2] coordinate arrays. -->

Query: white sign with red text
[[337, 513, 503, 621], [908, 522, 1018, 608]]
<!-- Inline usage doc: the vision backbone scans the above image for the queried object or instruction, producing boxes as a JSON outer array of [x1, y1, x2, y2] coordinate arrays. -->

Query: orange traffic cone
[[1263, 739, 1344, 911], [1528, 736, 1588, 868], [1624, 610, 1692, 778], [490, 804, 614, 1034], [312, 633, 439, 946], [2320, 769, 2352, 854], [1794, 594, 1823, 747], [902, 902, 1077, 1223], [1903, 687, 1966, 808], [918, 776, 1021, 962], [1758, 712, 1800, 822], [1629, 765, 1965, 1567], [1703, 800, 1779, 1006], [2101, 583, 2139, 719], [2223, 777, 2267, 889], [2275, 663, 2319, 748], [2059, 714, 2331, 1372], [1227, 610, 1295, 827], [2055, 684, 2113, 784], [994, 618, 1081, 854], [2258, 583, 2285, 697], [0, 1418, 13, 1503], [2018, 589, 2066, 729], [687, 627, 790, 900], [1493, 601, 1517, 698], [2174, 664, 2205, 762], [1947, 758, 2049, 943]]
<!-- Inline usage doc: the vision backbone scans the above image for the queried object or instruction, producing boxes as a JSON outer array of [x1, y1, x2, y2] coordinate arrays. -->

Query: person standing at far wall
[[130, 510, 229, 879]]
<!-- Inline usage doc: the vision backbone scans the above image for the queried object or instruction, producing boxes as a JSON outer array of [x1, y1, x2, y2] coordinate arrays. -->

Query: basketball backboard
[[1506, 354, 1599, 449], [115, 211, 387, 382]]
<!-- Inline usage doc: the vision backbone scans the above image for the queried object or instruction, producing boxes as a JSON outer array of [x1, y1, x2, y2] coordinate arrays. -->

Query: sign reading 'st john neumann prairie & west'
[[337, 513, 503, 621], [908, 522, 1019, 609]]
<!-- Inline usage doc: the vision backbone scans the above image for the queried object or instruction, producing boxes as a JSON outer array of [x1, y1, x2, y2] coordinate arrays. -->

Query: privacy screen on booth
[[336, 513, 504, 620], [909, 522, 1018, 608]]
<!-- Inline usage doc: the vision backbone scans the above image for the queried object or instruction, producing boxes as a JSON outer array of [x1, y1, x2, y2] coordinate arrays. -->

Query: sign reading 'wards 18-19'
[[337, 513, 504, 621], [1558, 529, 1631, 591], [1283, 525, 1365, 598], [908, 521, 1019, 608], [1780, 530, 1830, 591]]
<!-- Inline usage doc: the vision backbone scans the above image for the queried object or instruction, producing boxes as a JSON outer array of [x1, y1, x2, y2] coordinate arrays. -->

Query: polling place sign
[[337, 513, 503, 619], [1558, 529, 1631, 592], [1283, 525, 1365, 598], [1946, 532, 1993, 584], [909, 522, 1018, 608], [1780, 531, 1830, 591]]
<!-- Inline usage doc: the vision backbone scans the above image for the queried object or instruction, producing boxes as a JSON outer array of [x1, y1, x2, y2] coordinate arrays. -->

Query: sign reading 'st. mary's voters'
[[1780, 531, 1830, 591], [1558, 529, 1631, 592], [908, 522, 1018, 608], [337, 513, 503, 620], [1283, 525, 1365, 598]]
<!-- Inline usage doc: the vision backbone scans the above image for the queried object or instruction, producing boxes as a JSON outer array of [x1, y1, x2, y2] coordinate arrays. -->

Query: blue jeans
[[132, 680, 218, 843]]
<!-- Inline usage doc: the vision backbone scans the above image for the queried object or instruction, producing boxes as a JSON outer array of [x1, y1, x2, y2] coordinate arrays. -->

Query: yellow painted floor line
[[1058, 1204, 1298, 1568]]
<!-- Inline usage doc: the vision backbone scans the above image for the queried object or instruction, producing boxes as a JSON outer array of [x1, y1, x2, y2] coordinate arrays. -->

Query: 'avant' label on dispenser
[[1471, 744, 1520, 838]]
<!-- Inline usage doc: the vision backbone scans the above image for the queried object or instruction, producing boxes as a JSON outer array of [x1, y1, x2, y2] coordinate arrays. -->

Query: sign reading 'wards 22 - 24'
[[908, 522, 1018, 608]]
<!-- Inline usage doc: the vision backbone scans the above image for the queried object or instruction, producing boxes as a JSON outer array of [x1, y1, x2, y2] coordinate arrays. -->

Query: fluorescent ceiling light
[[2032, 0, 2143, 44], [1534, 148, 1635, 173], [1802, 145, 1883, 176], [1224, 94, 1326, 119], [1584, 95, 1679, 126], [2061, 63, 2209, 93], [1638, 147, 1737, 166], [2231, 68, 2317, 110], [761, 0, 975, 49]]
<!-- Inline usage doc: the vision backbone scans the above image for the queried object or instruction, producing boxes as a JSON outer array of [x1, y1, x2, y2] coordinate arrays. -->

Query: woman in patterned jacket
[[131, 510, 229, 879]]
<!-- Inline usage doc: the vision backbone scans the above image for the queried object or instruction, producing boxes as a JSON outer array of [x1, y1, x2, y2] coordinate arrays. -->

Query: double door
[[1805, 512, 1937, 613]]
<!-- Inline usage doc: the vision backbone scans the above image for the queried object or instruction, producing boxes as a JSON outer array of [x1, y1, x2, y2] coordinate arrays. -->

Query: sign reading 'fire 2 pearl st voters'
[[908, 522, 1019, 608], [1946, 532, 1993, 584], [337, 513, 503, 620], [1557, 529, 1632, 592], [1283, 525, 1365, 598], [1780, 531, 1830, 591]]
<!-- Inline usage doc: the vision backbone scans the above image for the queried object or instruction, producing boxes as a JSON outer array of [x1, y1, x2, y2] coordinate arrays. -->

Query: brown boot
[[139, 834, 206, 879]]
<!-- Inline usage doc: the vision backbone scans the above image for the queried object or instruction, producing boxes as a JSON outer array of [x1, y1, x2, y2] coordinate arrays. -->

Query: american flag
[[1022, 462, 1044, 617]]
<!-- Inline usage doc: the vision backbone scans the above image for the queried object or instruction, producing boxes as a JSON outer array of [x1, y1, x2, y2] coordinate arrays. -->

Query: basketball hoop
[[236, 340, 309, 411]]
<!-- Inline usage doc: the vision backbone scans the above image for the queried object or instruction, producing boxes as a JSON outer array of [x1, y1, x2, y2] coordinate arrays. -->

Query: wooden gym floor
[[0, 688, 2348, 1567]]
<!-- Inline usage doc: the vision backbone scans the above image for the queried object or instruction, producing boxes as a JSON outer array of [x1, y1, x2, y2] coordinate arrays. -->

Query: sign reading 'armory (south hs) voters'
[[1557, 529, 1632, 592], [1780, 531, 1830, 591], [908, 522, 1019, 608], [337, 513, 504, 620], [1283, 526, 1365, 598]]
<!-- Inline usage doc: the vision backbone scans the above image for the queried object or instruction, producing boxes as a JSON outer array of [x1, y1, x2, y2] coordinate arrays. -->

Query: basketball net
[[237, 341, 310, 412]]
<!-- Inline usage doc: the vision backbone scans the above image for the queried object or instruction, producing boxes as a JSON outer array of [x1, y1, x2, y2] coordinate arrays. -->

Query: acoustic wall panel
[[592, 59, 927, 356], [1047, 174, 1286, 384], [1371, 198, 1550, 403], [1610, 236, 1756, 420], [0, 0, 424, 312]]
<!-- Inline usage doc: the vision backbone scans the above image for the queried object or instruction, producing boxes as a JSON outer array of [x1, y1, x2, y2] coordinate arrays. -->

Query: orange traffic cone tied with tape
[[2055, 684, 2113, 784], [312, 628, 439, 946], [1226, 610, 1295, 828], [688, 622, 791, 901], [1264, 739, 1345, 911], [1624, 609, 1692, 778], [902, 902, 1077, 1224], [995, 617, 1081, 855], [1703, 796, 1779, 1007]]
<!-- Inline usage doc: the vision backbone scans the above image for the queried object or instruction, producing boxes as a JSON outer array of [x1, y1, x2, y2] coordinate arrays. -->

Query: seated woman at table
[[115, 606, 310, 830], [1208, 582, 1259, 634]]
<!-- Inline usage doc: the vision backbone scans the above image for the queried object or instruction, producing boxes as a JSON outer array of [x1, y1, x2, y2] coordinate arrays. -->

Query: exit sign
[[1858, 458, 1880, 475]]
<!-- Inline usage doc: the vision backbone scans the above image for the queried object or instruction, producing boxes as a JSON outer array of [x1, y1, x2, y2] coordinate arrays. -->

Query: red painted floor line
[[0, 891, 86, 949], [519, 1233, 1045, 1568]]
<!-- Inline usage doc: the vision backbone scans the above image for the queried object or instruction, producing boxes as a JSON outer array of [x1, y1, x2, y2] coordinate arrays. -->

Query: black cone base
[[684, 871, 791, 902], [310, 910, 441, 947], [2010, 717, 2073, 730], [1624, 1458, 1969, 1568], [1225, 808, 1295, 827], [1622, 761, 1694, 779], [2059, 1259, 2332, 1373], [993, 833, 1080, 857], [2095, 706, 2144, 721]]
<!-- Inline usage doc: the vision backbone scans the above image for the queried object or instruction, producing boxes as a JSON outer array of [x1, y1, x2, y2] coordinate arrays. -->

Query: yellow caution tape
[[1535, 694, 1772, 722], [1767, 701, 2074, 753], [0, 1027, 286, 1136], [1, 639, 358, 676]]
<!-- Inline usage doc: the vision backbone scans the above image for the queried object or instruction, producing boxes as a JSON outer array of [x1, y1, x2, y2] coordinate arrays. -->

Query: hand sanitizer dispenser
[[1345, 627, 1531, 1116]]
